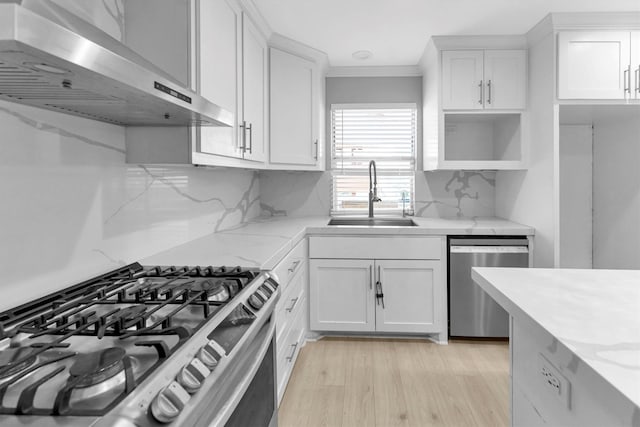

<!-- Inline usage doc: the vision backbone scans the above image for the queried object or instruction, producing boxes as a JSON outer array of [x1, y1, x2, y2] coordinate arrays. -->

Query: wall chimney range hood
[[0, 1, 234, 127]]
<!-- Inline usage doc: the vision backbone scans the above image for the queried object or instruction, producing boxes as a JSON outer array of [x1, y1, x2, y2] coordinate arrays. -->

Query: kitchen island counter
[[472, 267, 640, 426]]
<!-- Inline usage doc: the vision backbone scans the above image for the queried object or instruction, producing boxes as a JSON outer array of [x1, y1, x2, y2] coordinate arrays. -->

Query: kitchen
[[0, 0, 639, 426]]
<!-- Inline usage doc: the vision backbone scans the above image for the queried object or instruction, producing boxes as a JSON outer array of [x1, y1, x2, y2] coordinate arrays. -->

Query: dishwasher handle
[[450, 246, 528, 254]]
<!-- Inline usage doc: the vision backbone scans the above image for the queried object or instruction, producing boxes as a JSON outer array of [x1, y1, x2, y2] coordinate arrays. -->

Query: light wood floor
[[278, 337, 509, 427]]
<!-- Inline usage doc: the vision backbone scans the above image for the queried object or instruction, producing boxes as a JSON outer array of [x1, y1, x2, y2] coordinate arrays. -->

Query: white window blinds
[[331, 104, 416, 215]]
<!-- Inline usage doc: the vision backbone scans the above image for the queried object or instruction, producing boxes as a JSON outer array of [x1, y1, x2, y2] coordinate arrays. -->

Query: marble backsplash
[[0, 101, 260, 311], [259, 170, 496, 218]]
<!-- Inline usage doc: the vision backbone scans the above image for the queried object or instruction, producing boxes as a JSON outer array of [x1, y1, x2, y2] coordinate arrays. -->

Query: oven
[[0, 263, 280, 427]]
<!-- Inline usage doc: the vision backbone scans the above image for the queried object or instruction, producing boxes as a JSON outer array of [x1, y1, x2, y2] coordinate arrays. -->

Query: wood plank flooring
[[278, 337, 509, 427]]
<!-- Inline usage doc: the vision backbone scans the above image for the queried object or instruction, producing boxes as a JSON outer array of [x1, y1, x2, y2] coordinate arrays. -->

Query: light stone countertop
[[472, 267, 640, 410], [141, 215, 534, 270]]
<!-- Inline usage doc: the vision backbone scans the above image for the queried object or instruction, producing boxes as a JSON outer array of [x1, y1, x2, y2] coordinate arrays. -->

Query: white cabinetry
[[308, 236, 445, 339], [309, 259, 374, 332], [125, 0, 268, 167], [240, 14, 268, 162], [269, 48, 320, 168], [442, 50, 526, 110], [558, 31, 640, 100], [272, 239, 307, 405], [421, 37, 529, 171]]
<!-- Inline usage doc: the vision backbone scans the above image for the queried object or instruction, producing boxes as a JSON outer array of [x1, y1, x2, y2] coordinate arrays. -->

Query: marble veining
[[260, 170, 496, 218], [473, 267, 640, 409], [0, 101, 260, 311], [102, 0, 125, 39]]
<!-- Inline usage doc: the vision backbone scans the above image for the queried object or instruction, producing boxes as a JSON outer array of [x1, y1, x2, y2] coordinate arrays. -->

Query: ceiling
[[254, 0, 640, 67]]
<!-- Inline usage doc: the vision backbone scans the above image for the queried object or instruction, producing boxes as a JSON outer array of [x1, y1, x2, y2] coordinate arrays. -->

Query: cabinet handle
[[286, 342, 298, 362], [369, 265, 373, 290], [239, 121, 247, 152], [487, 80, 492, 105], [313, 139, 319, 160], [247, 123, 253, 154], [375, 265, 385, 309], [287, 260, 301, 274], [624, 67, 631, 95], [285, 297, 299, 313], [635, 66, 640, 95], [478, 80, 483, 105]]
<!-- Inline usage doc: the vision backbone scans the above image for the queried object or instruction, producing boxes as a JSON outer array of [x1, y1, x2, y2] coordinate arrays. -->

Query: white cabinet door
[[374, 260, 441, 333], [631, 31, 640, 100], [484, 50, 527, 109], [241, 14, 267, 162], [269, 48, 318, 166], [197, 0, 243, 158], [309, 259, 374, 332], [441, 50, 484, 110], [558, 31, 630, 99]]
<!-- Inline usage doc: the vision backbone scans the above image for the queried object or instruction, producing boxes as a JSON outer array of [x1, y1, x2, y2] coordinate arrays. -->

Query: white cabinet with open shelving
[[421, 36, 529, 171]]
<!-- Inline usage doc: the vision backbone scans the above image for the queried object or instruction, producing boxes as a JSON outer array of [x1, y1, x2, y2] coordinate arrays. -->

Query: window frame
[[330, 102, 417, 216]]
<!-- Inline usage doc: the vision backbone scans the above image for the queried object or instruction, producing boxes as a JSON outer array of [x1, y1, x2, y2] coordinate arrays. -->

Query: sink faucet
[[368, 160, 381, 218]]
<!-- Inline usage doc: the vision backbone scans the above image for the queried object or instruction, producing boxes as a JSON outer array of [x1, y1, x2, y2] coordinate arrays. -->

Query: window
[[331, 103, 416, 215]]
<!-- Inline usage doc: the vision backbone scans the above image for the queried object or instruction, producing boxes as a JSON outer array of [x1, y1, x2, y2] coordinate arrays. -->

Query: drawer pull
[[286, 343, 298, 362], [287, 260, 301, 274], [285, 297, 299, 313]]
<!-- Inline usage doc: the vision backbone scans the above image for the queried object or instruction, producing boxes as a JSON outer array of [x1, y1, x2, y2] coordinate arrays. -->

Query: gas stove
[[0, 263, 280, 426]]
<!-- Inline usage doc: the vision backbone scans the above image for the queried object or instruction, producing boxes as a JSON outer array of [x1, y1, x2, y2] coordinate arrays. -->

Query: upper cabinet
[[421, 37, 529, 171], [241, 14, 268, 162], [197, 4, 268, 163], [197, 0, 243, 160], [267, 37, 328, 171], [126, 0, 270, 167], [442, 50, 527, 110], [269, 48, 325, 169], [558, 31, 640, 100]]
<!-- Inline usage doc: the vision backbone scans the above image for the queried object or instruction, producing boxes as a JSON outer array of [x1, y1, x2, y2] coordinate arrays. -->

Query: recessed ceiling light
[[24, 62, 70, 75], [352, 50, 373, 60]]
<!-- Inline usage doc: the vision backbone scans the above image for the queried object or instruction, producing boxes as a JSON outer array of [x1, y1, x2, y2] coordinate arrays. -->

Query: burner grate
[[0, 263, 259, 417]]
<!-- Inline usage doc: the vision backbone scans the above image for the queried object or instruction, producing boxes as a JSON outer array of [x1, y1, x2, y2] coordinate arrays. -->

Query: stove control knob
[[198, 341, 221, 370], [150, 381, 190, 423], [248, 292, 265, 310], [177, 358, 210, 393]]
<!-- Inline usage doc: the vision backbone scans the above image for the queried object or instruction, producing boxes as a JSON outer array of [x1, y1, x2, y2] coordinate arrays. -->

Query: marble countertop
[[472, 267, 640, 409], [142, 215, 534, 270]]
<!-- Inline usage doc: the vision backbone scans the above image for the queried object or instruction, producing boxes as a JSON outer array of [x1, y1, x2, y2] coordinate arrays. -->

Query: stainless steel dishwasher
[[448, 237, 529, 338]]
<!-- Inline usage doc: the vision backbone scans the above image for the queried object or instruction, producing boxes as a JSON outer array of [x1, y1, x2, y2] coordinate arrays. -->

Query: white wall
[[593, 108, 640, 269], [557, 125, 593, 268], [0, 101, 260, 311], [496, 33, 556, 267]]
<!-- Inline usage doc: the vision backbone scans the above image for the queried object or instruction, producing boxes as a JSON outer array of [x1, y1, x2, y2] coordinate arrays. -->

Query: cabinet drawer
[[309, 236, 442, 260], [276, 297, 306, 404], [276, 266, 305, 344], [272, 239, 307, 290]]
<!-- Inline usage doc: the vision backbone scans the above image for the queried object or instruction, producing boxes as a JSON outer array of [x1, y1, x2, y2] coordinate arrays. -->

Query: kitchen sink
[[327, 217, 418, 227]]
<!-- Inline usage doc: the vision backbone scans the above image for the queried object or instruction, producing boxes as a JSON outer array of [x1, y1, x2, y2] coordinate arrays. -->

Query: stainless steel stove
[[0, 263, 280, 426]]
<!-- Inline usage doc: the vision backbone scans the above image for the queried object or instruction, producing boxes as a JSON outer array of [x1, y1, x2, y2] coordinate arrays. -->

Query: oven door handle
[[209, 319, 276, 427]]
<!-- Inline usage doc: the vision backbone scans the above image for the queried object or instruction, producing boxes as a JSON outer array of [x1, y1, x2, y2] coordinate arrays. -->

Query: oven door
[[196, 316, 277, 427]]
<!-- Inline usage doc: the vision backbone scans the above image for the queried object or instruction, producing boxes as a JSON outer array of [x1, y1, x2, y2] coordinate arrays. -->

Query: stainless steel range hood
[[0, 1, 234, 127]]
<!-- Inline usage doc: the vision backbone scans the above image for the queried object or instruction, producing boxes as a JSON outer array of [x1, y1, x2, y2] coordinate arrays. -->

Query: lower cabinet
[[273, 238, 307, 405], [309, 258, 442, 334]]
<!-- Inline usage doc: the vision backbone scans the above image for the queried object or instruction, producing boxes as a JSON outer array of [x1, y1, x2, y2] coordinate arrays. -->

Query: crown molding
[[237, 0, 272, 39], [431, 35, 528, 50], [269, 33, 329, 73], [327, 65, 422, 78]]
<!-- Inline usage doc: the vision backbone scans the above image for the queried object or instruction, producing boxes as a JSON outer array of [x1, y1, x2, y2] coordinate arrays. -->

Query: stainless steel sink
[[327, 217, 418, 227]]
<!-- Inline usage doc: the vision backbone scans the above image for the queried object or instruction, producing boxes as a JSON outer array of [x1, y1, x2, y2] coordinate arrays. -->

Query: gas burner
[[0, 347, 37, 379], [69, 347, 126, 388], [0, 262, 271, 421]]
